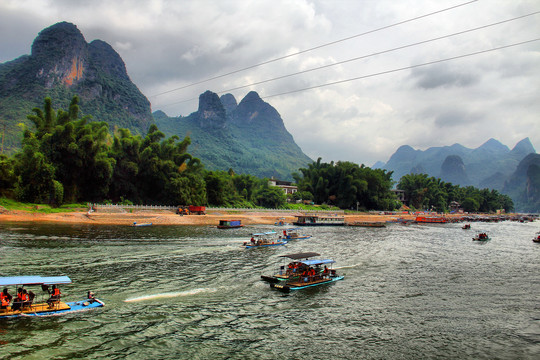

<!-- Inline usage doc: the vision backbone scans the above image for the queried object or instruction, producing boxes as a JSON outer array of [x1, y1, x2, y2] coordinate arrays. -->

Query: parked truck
[[176, 205, 206, 215]]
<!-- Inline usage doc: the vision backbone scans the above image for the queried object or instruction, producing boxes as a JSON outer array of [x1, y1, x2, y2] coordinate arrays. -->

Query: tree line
[[397, 173, 514, 213], [0, 96, 514, 213]]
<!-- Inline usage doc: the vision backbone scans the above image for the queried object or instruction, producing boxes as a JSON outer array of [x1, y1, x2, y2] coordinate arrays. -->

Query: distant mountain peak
[[478, 138, 509, 152], [511, 137, 535, 156], [197, 90, 226, 129]]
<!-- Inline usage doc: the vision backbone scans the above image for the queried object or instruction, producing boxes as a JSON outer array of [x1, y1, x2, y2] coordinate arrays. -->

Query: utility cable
[[156, 38, 539, 107], [261, 38, 540, 99], [150, 0, 479, 97]]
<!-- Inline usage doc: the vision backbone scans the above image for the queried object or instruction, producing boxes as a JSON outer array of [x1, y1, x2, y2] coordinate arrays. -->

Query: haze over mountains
[[375, 138, 539, 212]]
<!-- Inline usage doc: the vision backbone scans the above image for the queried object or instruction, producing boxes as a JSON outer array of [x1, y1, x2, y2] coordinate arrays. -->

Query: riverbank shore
[[0, 209, 426, 226]]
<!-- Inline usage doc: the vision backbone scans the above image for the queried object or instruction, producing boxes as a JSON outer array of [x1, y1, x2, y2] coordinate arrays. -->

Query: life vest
[[0, 293, 9, 306], [52, 288, 60, 297], [17, 292, 24, 301], [22, 293, 29, 301]]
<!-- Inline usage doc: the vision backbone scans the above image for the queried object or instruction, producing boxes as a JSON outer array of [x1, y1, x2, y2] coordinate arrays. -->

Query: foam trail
[[124, 287, 217, 302]]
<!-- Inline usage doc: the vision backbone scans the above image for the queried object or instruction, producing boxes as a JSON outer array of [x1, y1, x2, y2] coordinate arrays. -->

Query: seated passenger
[[11, 288, 24, 311], [47, 285, 61, 306], [0, 288, 12, 309]]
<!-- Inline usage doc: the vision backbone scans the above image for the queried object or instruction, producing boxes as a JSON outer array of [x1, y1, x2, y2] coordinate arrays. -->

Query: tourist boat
[[293, 214, 345, 226], [243, 231, 287, 249], [270, 257, 344, 292], [282, 228, 311, 240], [462, 224, 471, 229], [132, 222, 152, 227], [0, 276, 104, 319], [217, 219, 243, 229], [472, 233, 490, 241], [415, 216, 448, 224], [347, 221, 386, 227], [261, 252, 321, 283]]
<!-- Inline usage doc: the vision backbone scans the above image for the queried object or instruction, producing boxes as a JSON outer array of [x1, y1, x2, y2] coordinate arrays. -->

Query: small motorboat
[[270, 257, 344, 292], [243, 231, 287, 249], [532, 235, 540, 243], [132, 222, 152, 227], [462, 224, 471, 229], [282, 228, 311, 240], [217, 219, 243, 229], [0, 276, 104, 319], [473, 233, 490, 241]]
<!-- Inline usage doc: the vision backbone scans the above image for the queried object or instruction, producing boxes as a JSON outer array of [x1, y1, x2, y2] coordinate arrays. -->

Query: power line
[[150, 0, 479, 98], [261, 38, 540, 100], [217, 11, 540, 95], [156, 12, 540, 108]]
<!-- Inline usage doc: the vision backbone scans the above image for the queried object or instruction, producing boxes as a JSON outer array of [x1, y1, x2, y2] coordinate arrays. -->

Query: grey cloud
[[410, 64, 479, 89]]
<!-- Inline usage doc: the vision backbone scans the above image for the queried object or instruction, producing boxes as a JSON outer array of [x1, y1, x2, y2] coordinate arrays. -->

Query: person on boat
[[0, 288, 12, 309], [250, 237, 255, 244], [11, 288, 26, 311], [47, 285, 61, 306], [323, 266, 329, 277]]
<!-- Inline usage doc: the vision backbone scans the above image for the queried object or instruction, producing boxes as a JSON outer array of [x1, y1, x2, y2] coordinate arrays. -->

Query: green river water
[[0, 220, 539, 359]]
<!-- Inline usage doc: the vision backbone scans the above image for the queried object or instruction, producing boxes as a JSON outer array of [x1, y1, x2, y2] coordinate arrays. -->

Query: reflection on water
[[1, 221, 539, 359]]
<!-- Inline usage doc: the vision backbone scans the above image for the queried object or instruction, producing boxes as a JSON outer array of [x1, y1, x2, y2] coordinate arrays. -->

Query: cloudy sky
[[1, 0, 539, 166]]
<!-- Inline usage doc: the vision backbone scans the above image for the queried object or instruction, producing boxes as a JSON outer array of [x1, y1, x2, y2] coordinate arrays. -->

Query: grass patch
[[0, 197, 87, 213]]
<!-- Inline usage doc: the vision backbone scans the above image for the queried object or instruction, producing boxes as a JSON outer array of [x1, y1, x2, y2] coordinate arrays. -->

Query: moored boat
[[132, 222, 152, 227], [473, 233, 490, 241], [217, 219, 243, 229], [348, 221, 386, 227], [0, 276, 104, 319], [416, 216, 448, 224], [261, 252, 320, 283], [243, 231, 287, 249], [293, 214, 345, 226], [282, 228, 311, 240], [270, 257, 344, 292]]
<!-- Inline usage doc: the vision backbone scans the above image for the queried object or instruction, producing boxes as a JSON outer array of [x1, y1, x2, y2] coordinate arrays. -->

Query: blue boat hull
[[271, 276, 344, 292], [0, 299, 104, 319], [245, 242, 286, 249]]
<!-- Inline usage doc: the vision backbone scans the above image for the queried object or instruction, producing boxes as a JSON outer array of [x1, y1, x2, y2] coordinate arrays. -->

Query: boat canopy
[[299, 259, 335, 266], [0, 276, 72, 287], [280, 252, 320, 260], [252, 231, 277, 236]]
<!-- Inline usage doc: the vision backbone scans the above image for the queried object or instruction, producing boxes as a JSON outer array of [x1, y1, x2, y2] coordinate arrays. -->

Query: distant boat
[[217, 219, 243, 229], [473, 233, 490, 241], [416, 216, 448, 224], [347, 221, 386, 228], [132, 222, 152, 227], [533, 235, 540, 243], [462, 224, 471, 229], [293, 214, 345, 226], [282, 228, 311, 240], [243, 231, 287, 249], [0, 276, 104, 319]]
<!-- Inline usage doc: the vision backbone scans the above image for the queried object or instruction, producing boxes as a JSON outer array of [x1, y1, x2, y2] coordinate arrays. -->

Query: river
[[0, 220, 539, 359]]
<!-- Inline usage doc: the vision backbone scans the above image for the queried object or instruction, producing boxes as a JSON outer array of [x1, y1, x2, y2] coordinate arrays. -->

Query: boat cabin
[[218, 219, 243, 229]]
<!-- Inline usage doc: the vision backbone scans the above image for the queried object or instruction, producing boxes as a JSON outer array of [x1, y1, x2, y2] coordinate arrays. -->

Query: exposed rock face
[[0, 21, 153, 150], [31, 22, 88, 88], [197, 91, 226, 129]]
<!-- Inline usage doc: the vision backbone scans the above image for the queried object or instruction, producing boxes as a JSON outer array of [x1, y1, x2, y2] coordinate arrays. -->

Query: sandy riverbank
[[0, 209, 424, 226]]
